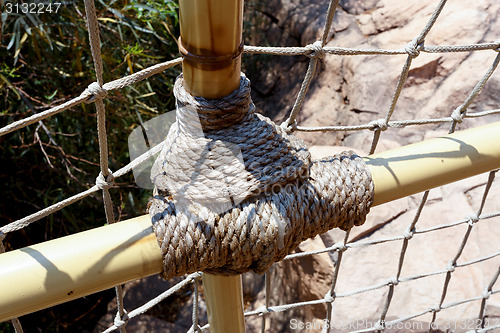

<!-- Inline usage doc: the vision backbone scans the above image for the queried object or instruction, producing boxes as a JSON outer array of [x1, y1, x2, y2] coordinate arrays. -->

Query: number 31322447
[[5, 2, 62, 14]]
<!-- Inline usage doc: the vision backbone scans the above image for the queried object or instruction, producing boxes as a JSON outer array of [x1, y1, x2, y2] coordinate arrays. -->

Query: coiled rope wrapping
[[148, 74, 374, 279]]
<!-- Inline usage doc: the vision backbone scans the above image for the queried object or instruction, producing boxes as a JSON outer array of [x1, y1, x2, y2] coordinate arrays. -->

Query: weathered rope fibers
[[83, 0, 127, 330], [148, 74, 374, 279]]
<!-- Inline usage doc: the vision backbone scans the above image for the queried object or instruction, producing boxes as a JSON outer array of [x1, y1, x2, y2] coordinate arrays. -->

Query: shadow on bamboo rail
[[1, 121, 500, 322]]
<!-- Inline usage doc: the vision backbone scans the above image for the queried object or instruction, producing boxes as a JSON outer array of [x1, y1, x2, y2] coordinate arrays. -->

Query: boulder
[[244, 0, 500, 329]]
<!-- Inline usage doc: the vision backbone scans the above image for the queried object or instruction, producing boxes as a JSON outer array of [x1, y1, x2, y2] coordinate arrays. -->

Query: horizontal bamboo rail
[[0, 215, 161, 321], [1, 121, 500, 322], [367, 121, 500, 205]]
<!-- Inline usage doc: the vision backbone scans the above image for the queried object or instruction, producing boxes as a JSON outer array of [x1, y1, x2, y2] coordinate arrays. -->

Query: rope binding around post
[[148, 73, 374, 279]]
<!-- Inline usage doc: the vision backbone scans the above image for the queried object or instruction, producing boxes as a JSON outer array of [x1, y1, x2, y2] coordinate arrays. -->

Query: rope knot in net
[[369, 118, 388, 131], [446, 261, 456, 272], [482, 289, 492, 299], [324, 291, 335, 303], [336, 242, 347, 252], [403, 229, 414, 240], [373, 321, 384, 330], [451, 107, 464, 123], [467, 214, 479, 224], [113, 309, 128, 328], [306, 41, 326, 59], [387, 277, 399, 286], [84, 82, 108, 103], [280, 119, 297, 133], [96, 169, 115, 190], [405, 37, 424, 58], [429, 305, 441, 313], [148, 74, 374, 279], [495, 40, 500, 52], [482, 290, 492, 299]]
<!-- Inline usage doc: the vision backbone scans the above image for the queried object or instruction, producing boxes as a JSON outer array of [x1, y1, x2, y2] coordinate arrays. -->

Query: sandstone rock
[[340, 0, 381, 16], [263, 0, 500, 327], [329, 180, 500, 325], [245, 236, 335, 333], [285, 0, 500, 147]]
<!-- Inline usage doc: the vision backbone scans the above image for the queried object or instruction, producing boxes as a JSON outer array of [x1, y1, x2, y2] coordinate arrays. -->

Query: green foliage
[[0, 322, 14, 333], [0, 1, 179, 330]]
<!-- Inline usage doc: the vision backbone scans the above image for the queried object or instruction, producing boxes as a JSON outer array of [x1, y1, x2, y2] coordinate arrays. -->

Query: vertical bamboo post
[[178, 0, 245, 332], [179, 0, 243, 99]]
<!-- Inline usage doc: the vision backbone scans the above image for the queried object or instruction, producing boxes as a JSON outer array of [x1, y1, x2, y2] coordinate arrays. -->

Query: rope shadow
[[363, 136, 487, 187]]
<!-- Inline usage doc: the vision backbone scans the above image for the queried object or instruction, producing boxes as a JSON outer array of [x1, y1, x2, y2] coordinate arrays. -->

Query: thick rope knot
[[151, 74, 310, 212], [306, 41, 326, 59], [174, 74, 252, 131], [96, 169, 115, 190], [369, 118, 388, 131], [451, 107, 464, 123], [405, 37, 423, 58], [84, 82, 108, 103], [148, 74, 374, 279]]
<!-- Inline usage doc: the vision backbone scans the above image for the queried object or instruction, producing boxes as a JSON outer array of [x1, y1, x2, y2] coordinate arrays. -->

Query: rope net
[[1, 0, 499, 331]]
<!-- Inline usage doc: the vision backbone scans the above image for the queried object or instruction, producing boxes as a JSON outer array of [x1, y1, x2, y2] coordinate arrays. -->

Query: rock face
[[242, 0, 500, 330], [94, 275, 208, 332], [247, 0, 500, 148], [245, 0, 500, 330], [97, 0, 500, 331]]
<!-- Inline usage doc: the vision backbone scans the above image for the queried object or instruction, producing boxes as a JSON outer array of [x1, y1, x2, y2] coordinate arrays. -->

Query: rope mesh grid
[[0, 0, 499, 331]]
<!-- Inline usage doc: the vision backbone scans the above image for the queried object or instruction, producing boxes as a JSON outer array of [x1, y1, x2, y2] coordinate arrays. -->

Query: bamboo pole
[[1, 122, 500, 323], [179, 0, 244, 98], [202, 274, 246, 333], [365, 120, 500, 206], [179, 0, 246, 331], [0, 215, 161, 322]]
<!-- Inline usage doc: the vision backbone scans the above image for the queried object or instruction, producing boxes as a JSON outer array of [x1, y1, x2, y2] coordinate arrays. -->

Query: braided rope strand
[[148, 75, 374, 279], [83, 0, 125, 331]]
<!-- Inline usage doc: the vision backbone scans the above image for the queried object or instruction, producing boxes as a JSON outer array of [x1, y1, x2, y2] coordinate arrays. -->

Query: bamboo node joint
[[178, 37, 244, 71]]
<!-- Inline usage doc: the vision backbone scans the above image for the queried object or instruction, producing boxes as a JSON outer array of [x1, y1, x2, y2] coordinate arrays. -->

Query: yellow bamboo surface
[[202, 274, 246, 333], [366, 121, 500, 206], [0, 215, 161, 321], [179, 0, 243, 98], [1, 121, 500, 323]]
